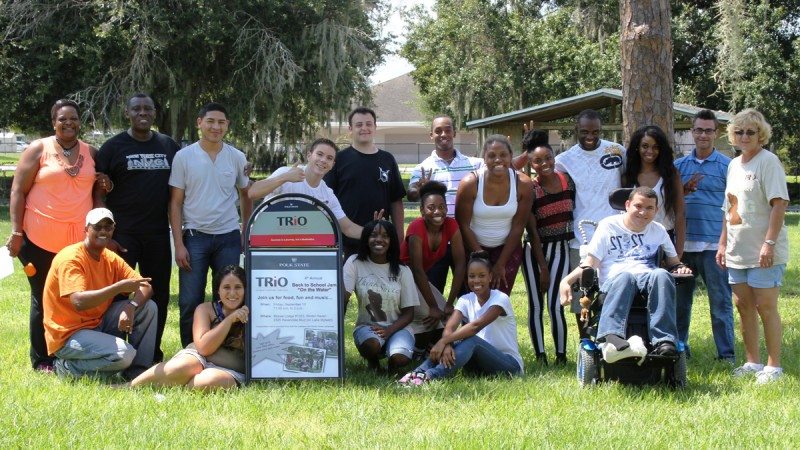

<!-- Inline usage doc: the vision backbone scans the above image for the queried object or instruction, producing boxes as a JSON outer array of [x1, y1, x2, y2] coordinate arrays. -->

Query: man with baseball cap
[[42, 208, 157, 379]]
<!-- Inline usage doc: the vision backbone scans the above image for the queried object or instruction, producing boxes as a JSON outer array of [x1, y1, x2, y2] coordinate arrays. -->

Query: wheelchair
[[574, 189, 688, 388]]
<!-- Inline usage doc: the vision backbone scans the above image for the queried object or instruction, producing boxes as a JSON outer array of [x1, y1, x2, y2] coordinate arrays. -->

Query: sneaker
[[755, 366, 783, 384], [652, 341, 677, 357], [732, 362, 764, 378], [53, 358, 72, 378], [397, 371, 429, 387], [601, 335, 647, 364]]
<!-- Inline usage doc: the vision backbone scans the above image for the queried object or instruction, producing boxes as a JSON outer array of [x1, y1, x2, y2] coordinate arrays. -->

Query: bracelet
[[128, 300, 139, 308], [11, 231, 23, 237], [106, 180, 114, 192]]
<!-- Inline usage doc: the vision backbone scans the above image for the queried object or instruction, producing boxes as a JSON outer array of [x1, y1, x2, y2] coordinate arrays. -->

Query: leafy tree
[[0, 0, 388, 157], [401, 2, 619, 127]]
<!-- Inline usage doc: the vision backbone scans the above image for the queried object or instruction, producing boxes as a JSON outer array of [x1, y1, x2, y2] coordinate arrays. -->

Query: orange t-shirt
[[24, 137, 95, 253], [42, 242, 139, 355]]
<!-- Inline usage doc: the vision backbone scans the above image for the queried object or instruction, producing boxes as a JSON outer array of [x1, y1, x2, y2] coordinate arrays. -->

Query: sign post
[[244, 194, 344, 381]]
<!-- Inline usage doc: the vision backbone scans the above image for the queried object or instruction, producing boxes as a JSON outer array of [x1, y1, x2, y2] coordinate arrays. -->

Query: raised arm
[[70, 277, 152, 311], [247, 163, 304, 200], [192, 302, 249, 355]]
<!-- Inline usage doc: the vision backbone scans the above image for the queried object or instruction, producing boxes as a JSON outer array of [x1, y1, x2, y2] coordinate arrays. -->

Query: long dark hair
[[623, 125, 677, 217], [356, 220, 400, 278]]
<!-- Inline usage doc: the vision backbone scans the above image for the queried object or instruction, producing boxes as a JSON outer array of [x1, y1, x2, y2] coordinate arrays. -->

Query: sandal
[[398, 371, 428, 387]]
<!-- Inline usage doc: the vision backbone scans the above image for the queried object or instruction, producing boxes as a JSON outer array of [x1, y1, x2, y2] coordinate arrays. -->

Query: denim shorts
[[353, 325, 414, 358], [728, 264, 785, 288]]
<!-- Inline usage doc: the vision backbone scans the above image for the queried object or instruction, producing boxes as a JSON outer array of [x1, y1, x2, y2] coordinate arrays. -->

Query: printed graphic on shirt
[[604, 232, 658, 266], [727, 193, 742, 225], [599, 145, 624, 170], [378, 167, 389, 183], [126, 153, 171, 171], [365, 289, 388, 322]]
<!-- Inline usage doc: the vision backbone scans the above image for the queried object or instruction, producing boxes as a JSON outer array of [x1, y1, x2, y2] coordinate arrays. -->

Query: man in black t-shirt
[[95, 93, 179, 362], [323, 107, 406, 257]]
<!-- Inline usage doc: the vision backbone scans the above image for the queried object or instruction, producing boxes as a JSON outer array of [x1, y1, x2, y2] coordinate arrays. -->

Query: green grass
[[0, 152, 21, 165], [2, 209, 800, 447]]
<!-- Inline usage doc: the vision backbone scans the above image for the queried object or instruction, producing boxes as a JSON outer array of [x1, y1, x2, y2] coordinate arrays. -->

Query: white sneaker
[[627, 335, 648, 365], [755, 366, 783, 384], [732, 362, 764, 378], [601, 335, 648, 364]]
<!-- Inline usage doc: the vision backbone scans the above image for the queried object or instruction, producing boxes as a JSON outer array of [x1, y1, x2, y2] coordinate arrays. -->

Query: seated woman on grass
[[400, 181, 466, 354], [248, 138, 380, 239], [398, 251, 523, 386], [344, 220, 418, 373], [129, 265, 247, 390]]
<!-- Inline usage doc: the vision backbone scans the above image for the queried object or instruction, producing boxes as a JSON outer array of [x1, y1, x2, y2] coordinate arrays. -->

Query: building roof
[[371, 74, 425, 123], [465, 88, 732, 129]]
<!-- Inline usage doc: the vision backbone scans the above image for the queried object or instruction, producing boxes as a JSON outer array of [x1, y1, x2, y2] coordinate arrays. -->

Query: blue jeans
[[414, 336, 521, 379], [178, 229, 241, 346], [675, 250, 734, 359], [598, 269, 677, 346], [54, 300, 157, 379]]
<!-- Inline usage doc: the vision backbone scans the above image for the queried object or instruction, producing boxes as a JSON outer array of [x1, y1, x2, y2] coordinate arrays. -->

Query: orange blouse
[[23, 137, 95, 253]]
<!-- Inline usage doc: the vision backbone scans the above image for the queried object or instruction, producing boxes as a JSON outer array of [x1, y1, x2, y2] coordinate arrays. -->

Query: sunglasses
[[692, 128, 716, 135], [734, 129, 757, 137]]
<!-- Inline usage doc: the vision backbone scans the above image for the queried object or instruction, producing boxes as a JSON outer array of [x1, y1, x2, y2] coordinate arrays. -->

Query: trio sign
[[244, 194, 344, 381]]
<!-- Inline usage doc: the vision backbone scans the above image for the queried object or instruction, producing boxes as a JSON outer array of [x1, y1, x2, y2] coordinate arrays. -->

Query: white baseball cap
[[85, 208, 115, 226]]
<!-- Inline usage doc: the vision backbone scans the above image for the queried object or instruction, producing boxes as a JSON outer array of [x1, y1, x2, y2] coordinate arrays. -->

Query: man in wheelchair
[[559, 186, 692, 364]]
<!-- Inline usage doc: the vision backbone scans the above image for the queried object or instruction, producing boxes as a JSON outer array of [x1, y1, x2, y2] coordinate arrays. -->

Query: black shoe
[[652, 341, 677, 357], [535, 353, 548, 366], [554, 353, 568, 365]]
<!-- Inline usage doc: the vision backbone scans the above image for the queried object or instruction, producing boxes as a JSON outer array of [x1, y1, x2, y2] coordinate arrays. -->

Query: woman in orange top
[[6, 99, 109, 372]]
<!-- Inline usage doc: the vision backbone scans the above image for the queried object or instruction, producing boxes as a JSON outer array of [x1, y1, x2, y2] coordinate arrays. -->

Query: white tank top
[[471, 168, 518, 247], [652, 177, 675, 231]]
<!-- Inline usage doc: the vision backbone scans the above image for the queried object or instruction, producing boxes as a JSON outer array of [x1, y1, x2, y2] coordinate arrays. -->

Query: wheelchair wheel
[[672, 351, 688, 388], [577, 345, 598, 387]]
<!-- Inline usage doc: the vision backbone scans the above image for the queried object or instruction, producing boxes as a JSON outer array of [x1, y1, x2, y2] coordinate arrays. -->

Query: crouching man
[[559, 187, 691, 362], [43, 208, 157, 379]]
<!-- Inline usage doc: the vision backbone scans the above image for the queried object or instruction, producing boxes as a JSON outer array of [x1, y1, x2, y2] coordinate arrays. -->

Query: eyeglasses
[[734, 129, 758, 137], [692, 128, 716, 135]]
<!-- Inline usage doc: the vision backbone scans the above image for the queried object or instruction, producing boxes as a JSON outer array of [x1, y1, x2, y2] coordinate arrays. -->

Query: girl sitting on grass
[[399, 251, 523, 386], [129, 265, 247, 390], [344, 219, 418, 374]]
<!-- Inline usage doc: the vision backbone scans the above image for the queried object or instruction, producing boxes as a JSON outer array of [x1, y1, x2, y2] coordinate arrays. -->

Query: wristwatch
[[764, 239, 776, 246]]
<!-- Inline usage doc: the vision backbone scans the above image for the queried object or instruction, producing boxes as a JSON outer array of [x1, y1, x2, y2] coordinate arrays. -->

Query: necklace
[[56, 138, 79, 157], [56, 153, 84, 177]]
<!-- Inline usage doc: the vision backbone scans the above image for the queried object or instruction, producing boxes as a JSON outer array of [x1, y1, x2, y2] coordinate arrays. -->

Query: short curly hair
[[727, 108, 772, 146]]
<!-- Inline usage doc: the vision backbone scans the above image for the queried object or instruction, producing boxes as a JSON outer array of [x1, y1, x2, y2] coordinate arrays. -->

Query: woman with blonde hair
[[717, 109, 789, 384]]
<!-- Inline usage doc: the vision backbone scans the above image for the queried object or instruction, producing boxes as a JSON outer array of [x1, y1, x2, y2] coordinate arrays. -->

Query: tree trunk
[[619, 0, 674, 146]]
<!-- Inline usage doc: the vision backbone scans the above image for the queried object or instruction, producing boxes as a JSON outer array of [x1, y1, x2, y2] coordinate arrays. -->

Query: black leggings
[[17, 236, 56, 368]]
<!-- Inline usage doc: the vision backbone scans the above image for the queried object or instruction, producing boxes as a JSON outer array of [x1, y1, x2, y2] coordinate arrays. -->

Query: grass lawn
[[2, 208, 800, 447]]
